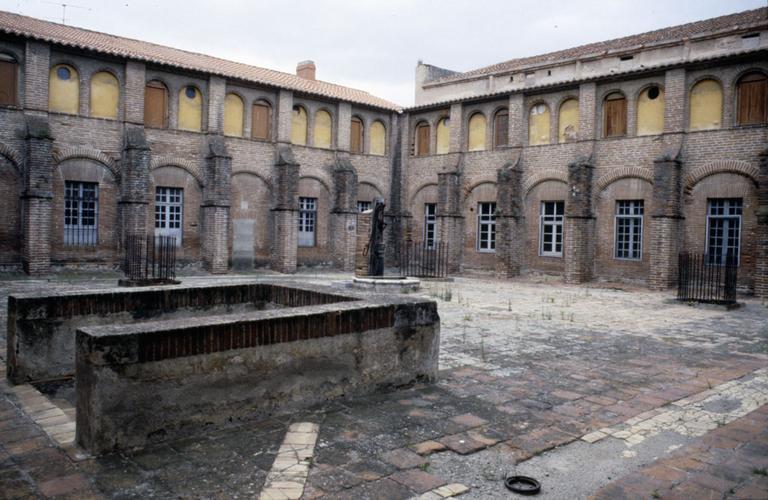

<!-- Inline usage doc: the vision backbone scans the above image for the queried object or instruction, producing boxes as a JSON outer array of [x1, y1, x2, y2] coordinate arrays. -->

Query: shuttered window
[[350, 117, 364, 153], [0, 58, 18, 106], [252, 101, 271, 140], [494, 109, 508, 148], [415, 122, 430, 156], [144, 81, 167, 128], [736, 73, 767, 125], [603, 93, 627, 137]]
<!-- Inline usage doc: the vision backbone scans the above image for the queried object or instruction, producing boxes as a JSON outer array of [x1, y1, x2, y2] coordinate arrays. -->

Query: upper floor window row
[[0, 53, 19, 106]]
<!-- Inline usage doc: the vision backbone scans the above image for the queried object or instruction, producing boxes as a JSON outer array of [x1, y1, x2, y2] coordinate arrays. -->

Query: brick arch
[[358, 180, 385, 199], [299, 175, 331, 195], [595, 167, 653, 193], [0, 143, 23, 173], [684, 160, 759, 194], [523, 169, 568, 195], [53, 146, 119, 178], [463, 177, 497, 200], [409, 181, 437, 205], [231, 170, 271, 188], [150, 155, 204, 186]]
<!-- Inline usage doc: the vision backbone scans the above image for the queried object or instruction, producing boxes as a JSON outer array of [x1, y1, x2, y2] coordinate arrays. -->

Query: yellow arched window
[[291, 105, 308, 145], [223, 93, 244, 137], [370, 120, 386, 156], [494, 109, 509, 148], [314, 110, 333, 148], [528, 103, 550, 145], [558, 99, 579, 143], [736, 72, 768, 125], [603, 92, 627, 137], [144, 80, 168, 128], [689, 79, 723, 131], [436, 117, 450, 154], [178, 86, 202, 132], [414, 121, 430, 156], [467, 113, 486, 151], [350, 117, 364, 154], [636, 86, 664, 136], [252, 100, 271, 140], [49, 64, 79, 114], [90, 71, 119, 120]]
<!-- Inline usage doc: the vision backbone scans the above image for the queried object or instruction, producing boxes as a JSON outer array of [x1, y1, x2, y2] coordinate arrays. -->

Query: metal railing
[[677, 253, 738, 305], [122, 234, 177, 282], [399, 240, 449, 278]]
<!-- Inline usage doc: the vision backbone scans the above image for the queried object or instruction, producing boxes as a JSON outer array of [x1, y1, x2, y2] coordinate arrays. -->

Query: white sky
[[1, 0, 765, 105]]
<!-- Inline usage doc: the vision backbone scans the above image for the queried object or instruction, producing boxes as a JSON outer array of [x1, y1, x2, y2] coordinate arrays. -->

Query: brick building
[[0, 8, 766, 297]]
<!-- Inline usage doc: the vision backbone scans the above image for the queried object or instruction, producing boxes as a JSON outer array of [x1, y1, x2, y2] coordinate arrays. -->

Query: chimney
[[296, 60, 316, 80]]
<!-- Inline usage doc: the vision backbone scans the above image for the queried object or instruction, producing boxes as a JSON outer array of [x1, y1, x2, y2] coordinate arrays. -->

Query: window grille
[[298, 197, 317, 247], [155, 187, 183, 246], [424, 203, 437, 249], [706, 198, 742, 265], [477, 202, 496, 253], [615, 200, 644, 260], [64, 181, 98, 246], [540, 201, 564, 257]]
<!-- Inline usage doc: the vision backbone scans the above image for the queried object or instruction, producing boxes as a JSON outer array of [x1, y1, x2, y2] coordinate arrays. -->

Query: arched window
[[414, 121, 430, 156], [49, 64, 79, 114], [370, 120, 386, 156], [494, 109, 509, 148], [178, 86, 202, 132], [467, 113, 487, 151], [689, 79, 723, 131], [436, 117, 450, 154], [636, 86, 664, 136], [144, 80, 168, 128], [314, 109, 333, 148], [528, 103, 551, 145], [603, 92, 626, 137], [90, 71, 119, 120], [223, 93, 244, 137], [252, 100, 271, 140], [558, 99, 579, 143], [0, 53, 18, 106], [291, 105, 308, 145], [736, 72, 767, 125], [350, 116, 364, 154]]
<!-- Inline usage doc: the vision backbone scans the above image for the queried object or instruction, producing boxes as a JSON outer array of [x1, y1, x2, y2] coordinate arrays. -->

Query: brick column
[[385, 113, 408, 267], [355, 211, 371, 277], [755, 147, 768, 299], [21, 116, 54, 275], [649, 151, 684, 290], [124, 61, 146, 125], [495, 157, 524, 277], [578, 82, 597, 141], [207, 76, 226, 134], [437, 169, 463, 273], [119, 127, 150, 244], [276, 90, 293, 143], [564, 157, 595, 284], [330, 153, 358, 271], [663, 69, 686, 133], [337, 102, 351, 152], [271, 144, 300, 273], [449, 103, 463, 153], [508, 94, 524, 147], [23, 41, 49, 111], [201, 136, 231, 273]]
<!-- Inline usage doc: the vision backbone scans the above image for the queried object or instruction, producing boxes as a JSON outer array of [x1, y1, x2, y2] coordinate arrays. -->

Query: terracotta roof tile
[[0, 9, 401, 110]]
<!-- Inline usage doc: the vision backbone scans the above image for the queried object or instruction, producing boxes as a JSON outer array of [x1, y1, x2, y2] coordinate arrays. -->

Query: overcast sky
[[1, 0, 765, 105]]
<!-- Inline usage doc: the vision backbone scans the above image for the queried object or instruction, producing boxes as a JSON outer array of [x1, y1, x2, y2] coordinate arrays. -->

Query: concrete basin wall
[[75, 295, 439, 454], [7, 283, 352, 383]]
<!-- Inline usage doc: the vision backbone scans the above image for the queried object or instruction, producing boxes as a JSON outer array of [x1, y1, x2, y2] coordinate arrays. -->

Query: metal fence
[[122, 234, 177, 282], [677, 253, 738, 305], [399, 240, 449, 278]]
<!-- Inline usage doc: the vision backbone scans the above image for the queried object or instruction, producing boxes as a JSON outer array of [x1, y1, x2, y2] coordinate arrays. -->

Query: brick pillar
[[207, 76, 226, 134], [495, 157, 524, 277], [23, 41, 49, 111], [355, 211, 371, 277], [564, 156, 595, 284], [330, 153, 358, 272], [201, 135, 231, 273], [508, 94, 525, 148], [437, 169, 463, 273], [271, 144, 300, 273], [21, 116, 54, 276], [276, 90, 293, 143], [649, 151, 683, 290], [124, 61, 146, 125], [337, 102, 351, 152], [386, 113, 408, 268], [754, 147, 768, 299], [448, 103, 463, 153], [119, 127, 150, 244], [578, 83, 597, 141]]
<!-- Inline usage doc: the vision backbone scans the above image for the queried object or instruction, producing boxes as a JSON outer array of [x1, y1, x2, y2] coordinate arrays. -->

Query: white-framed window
[[154, 187, 183, 246], [64, 181, 98, 246], [298, 197, 317, 247], [539, 201, 564, 257], [424, 203, 437, 249], [706, 198, 742, 265], [615, 200, 643, 260], [477, 202, 496, 252], [357, 200, 371, 213]]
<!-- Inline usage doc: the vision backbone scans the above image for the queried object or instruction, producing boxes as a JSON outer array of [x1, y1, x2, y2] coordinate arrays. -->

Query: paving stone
[[38, 473, 91, 497], [437, 433, 488, 455], [447, 414, 487, 429], [410, 440, 447, 456], [389, 469, 447, 494], [381, 448, 428, 469]]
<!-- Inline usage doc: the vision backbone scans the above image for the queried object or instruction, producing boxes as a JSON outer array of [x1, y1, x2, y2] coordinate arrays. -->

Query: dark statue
[[365, 198, 387, 276]]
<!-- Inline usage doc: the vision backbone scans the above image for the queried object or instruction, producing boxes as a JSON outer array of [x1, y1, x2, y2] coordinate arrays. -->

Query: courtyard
[[1, 270, 767, 499]]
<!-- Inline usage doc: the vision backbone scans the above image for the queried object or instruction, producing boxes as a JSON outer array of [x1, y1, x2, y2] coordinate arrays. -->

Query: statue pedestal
[[352, 276, 420, 293]]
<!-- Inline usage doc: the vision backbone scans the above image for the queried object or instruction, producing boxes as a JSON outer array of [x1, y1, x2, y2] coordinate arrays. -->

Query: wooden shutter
[[0, 60, 17, 106], [416, 124, 430, 156], [350, 118, 363, 153], [604, 95, 626, 137], [252, 102, 271, 140], [737, 73, 767, 125], [494, 111, 509, 147], [144, 82, 167, 128]]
